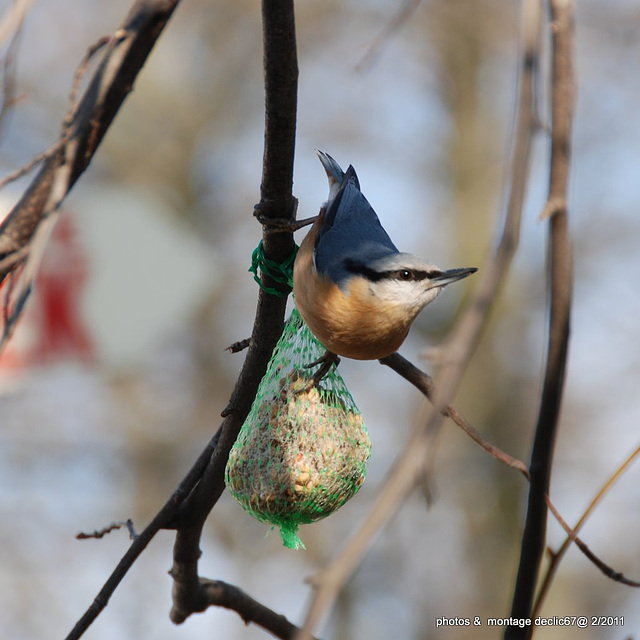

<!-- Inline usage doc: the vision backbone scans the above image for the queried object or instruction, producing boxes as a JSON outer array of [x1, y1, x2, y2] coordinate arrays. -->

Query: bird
[[293, 150, 476, 365]]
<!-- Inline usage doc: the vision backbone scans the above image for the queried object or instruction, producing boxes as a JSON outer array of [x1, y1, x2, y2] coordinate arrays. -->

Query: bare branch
[[64, 432, 218, 640], [534, 442, 640, 616], [0, 5, 26, 141], [545, 498, 640, 588], [356, 0, 422, 72], [76, 520, 137, 540], [169, 578, 319, 640], [506, 1, 575, 636], [168, 0, 299, 625], [0, 0, 33, 48], [0, 0, 180, 358], [381, 353, 530, 479]]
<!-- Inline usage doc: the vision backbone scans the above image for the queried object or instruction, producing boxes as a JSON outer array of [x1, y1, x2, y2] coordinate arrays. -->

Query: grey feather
[[314, 158, 398, 289]]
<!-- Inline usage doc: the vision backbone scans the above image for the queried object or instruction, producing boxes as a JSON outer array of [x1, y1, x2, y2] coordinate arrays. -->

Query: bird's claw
[[299, 351, 341, 392], [254, 204, 317, 234]]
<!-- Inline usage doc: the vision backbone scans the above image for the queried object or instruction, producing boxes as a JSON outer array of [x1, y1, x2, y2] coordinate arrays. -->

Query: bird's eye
[[398, 269, 413, 281]]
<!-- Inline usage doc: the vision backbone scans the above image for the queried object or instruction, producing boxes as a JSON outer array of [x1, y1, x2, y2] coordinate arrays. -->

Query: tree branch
[[0, 0, 180, 352], [382, 353, 638, 598], [533, 442, 640, 616], [168, 0, 299, 625], [0, 0, 179, 265], [545, 498, 640, 588], [381, 353, 530, 479], [506, 1, 575, 637], [170, 579, 319, 640], [64, 433, 218, 640]]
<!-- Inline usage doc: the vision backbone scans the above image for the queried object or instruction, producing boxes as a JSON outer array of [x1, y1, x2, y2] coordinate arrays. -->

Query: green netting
[[225, 308, 371, 549]]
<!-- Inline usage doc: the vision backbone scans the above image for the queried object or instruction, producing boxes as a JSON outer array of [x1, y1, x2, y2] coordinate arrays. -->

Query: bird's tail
[[315, 150, 361, 201], [315, 150, 344, 183]]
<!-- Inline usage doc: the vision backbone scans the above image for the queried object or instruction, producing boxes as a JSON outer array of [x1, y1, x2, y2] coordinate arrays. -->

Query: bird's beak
[[429, 267, 477, 288]]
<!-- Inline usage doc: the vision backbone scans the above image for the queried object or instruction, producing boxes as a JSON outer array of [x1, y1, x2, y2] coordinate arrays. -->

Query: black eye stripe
[[344, 259, 442, 283], [344, 259, 386, 281]]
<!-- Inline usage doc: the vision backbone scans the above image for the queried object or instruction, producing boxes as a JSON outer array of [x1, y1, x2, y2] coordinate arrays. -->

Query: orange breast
[[293, 233, 411, 359]]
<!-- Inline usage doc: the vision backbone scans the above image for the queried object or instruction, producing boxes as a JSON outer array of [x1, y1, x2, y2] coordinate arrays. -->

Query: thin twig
[[381, 353, 530, 479], [0, 7, 24, 141], [383, 353, 639, 594], [356, 0, 422, 72], [0, 0, 182, 363], [0, 0, 33, 48], [533, 442, 640, 616], [506, 1, 575, 637], [545, 498, 640, 588], [0, 32, 108, 187], [76, 520, 136, 540], [226, 337, 251, 353], [0, 137, 66, 190], [64, 432, 219, 640]]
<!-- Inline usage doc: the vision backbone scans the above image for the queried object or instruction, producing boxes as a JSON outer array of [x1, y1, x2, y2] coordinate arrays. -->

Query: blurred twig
[[382, 353, 530, 479], [356, 0, 422, 72], [506, 1, 575, 637], [426, 0, 542, 422], [0, 4, 25, 142], [0, 35, 109, 346], [416, 0, 543, 498], [0, 0, 32, 48], [533, 442, 640, 617], [0, 28, 109, 192], [0, 0, 179, 353], [295, 1, 541, 636]]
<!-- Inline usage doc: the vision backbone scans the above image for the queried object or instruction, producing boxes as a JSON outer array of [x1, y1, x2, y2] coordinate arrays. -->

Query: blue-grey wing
[[315, 165, 398, 287]]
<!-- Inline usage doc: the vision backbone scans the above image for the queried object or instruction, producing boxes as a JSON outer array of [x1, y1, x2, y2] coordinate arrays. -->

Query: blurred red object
[[0, 214, 94, 384]]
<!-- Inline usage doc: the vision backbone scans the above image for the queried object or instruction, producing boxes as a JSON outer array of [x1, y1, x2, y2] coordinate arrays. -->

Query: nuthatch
[[293, 151, 476, 362]]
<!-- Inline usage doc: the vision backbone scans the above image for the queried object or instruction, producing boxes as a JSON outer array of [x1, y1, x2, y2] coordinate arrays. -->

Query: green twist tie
[[249, 240, 298, 297]]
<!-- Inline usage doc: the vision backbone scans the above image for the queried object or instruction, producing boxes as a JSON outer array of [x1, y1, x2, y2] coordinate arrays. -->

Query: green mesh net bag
[[225, 308, 371, 549]]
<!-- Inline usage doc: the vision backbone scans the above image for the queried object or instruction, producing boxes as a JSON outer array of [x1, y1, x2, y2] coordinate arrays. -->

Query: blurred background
[[0, 0, 639, 638]]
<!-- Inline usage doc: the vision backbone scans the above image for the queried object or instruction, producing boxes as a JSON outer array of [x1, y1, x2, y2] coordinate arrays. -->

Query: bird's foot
[[300, 350, 340, 391], [254, 203, 317, 235]]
